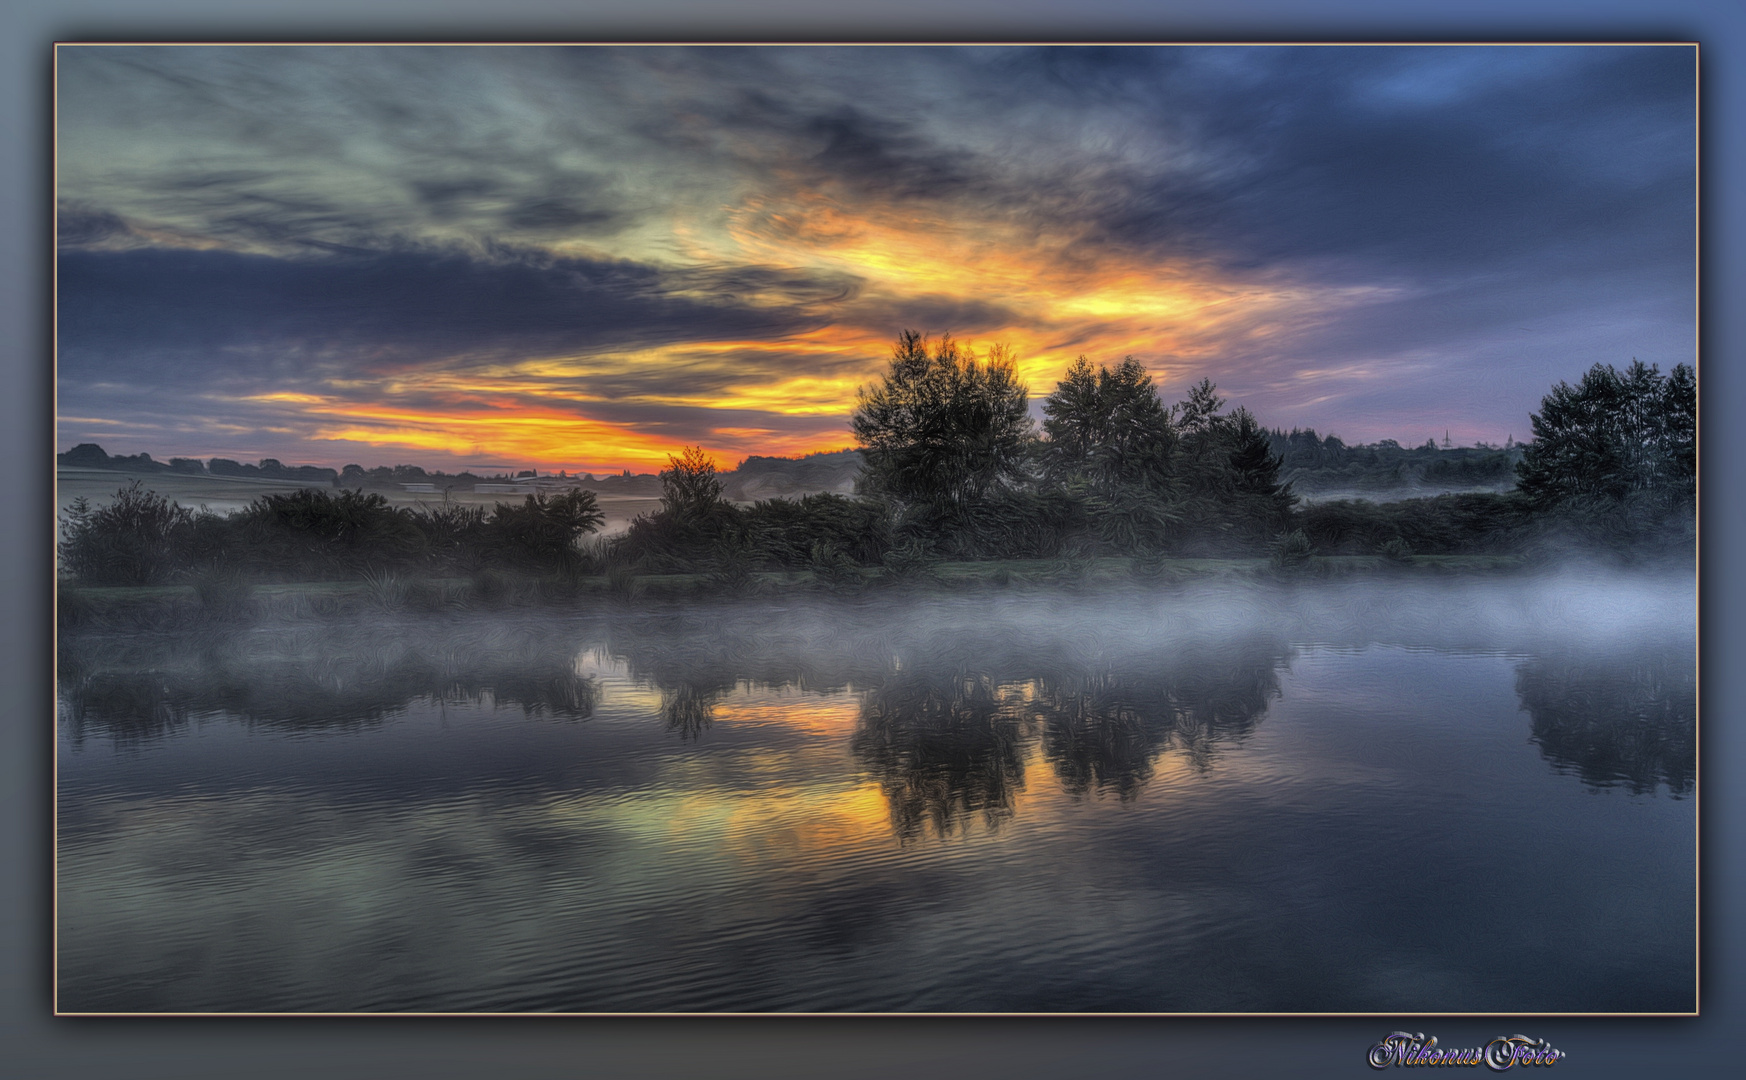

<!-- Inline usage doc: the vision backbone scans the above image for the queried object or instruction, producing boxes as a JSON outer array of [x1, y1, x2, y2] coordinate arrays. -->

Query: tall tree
[[851, 331, 1033, 510], [660, 445, 725, 519], [1170, 382, 1295, 545], [1225, 407, 1296, 536], [1516, 360, 1696, 509], [1040, 356, 1103, 471], [1041, 355, 1175, 492]]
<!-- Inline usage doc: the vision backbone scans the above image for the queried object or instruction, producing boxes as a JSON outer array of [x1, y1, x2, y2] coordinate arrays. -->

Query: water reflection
[[55, 588, 1698, 1012], [60, 605, 1299, 831], [58, 622, 598, 747], [604, 612, 1293, 837], [853, 669, 1031, 840], [1515, 650, 1696, 796], [58, 594, 1696, 827], [1029, 638, 1284, 799], [659, 683, 720, 741]]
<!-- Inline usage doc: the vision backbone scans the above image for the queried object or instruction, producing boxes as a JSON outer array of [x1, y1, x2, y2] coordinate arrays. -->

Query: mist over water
[[57, 571, 1695, 1012]]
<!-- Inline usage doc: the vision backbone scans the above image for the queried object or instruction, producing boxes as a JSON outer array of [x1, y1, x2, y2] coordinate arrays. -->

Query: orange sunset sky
[[57, 45, 1694, 474]]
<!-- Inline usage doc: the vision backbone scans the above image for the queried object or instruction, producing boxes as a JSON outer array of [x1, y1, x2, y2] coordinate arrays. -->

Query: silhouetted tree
[[1041, 355, 1176, 492], [1173, 378, 1226, 437], [1226, 407, 1296, 536], [852, 331, 1033, 512], [660, 445, 725, 518], [479, 489, 605, 569], [1516, 360, 1696, 509], [1171, 382, 1295, 547]]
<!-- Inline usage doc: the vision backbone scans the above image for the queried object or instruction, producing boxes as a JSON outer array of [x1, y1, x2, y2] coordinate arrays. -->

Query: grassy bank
[[57, 553, 1538, 631]]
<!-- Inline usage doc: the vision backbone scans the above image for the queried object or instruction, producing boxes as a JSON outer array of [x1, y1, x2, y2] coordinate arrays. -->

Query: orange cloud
[[235, 172, 1361, 471]]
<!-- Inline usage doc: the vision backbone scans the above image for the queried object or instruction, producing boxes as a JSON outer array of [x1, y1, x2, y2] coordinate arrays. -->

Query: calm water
[[56, 576, 1696, 1013]]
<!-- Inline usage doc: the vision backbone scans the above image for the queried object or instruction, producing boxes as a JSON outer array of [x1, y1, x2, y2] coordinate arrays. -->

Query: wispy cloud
[[56, 44, 1694, 468]]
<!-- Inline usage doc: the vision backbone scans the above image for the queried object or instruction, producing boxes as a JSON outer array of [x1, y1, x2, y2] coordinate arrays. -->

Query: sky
[[55, 44, 1696, 474]]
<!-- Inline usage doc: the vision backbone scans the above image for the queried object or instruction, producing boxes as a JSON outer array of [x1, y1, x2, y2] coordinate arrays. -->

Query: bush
[[59, 482, 192, 585], [896, 487, 1081, 561], [808, 539, 865, 590], [706, 535, 761, 595], [1295, 493, 1530, 556], [1271, 529, 1314, 570], [237, 488, 426, 578], [879, 539, 941, 586], [472, 490, 605, 571], [1378, 535, 1415, 562], [605, 566, 645, 603]]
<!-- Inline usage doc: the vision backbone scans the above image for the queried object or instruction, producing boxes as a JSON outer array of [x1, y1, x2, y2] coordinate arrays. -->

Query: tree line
[[58, 332, 1695, 589]]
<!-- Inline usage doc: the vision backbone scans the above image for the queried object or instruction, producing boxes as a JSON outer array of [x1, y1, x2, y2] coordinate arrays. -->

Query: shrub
[[237, 488, 426, 578], [808, 539, 865, 590], [59, 482, 193, 585], [605, 565, 645, 603], [879, 539, 941, 586], [1379, 536, 1414, 562], [1271, 529, 1314, 570], [474, 490, 605, 571], [707, 535, 761, 595]]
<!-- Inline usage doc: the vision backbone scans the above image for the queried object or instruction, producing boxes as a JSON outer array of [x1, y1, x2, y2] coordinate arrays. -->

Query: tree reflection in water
[[1029, 637, 1287, 800], [72, 598, 1696, 845], [659, 683, 720, 741], [57, 621, 599, 747], [1515, 649, 1695, 796], [62, 604, 1301, 838], [851, 666, 1031, 841], [833, 630, 1290, 839]]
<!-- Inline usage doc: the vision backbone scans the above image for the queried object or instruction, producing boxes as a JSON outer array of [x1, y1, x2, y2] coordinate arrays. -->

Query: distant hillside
[[721, 450, 862, 501]]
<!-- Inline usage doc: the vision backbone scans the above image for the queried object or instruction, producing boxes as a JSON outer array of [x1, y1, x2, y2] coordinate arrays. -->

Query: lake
[[55, 573, 1697, 1013]]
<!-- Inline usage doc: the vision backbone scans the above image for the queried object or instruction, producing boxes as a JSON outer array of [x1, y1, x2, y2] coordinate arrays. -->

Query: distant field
[[57, 467, 332, 517], [56, 467, 663, 534]]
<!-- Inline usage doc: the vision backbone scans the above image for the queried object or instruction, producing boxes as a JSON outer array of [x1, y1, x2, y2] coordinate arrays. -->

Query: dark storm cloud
[[61, 45, 1695, 281], [685, 45, 1692, 288], [57, 243, 849, 384], [804, 108, 982, 201], [410, 169, 633, 235], [665, 264, 861, 307], [57, 204, 134, 247], [1054, 46, 1695, 279]]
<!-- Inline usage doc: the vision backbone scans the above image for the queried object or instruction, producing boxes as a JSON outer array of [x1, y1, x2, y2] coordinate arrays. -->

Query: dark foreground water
[[56, 575, 1696, 1013]]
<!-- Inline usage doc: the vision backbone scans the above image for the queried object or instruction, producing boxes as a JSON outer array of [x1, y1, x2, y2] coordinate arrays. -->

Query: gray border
[[13, 2, 1743, 1077]]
